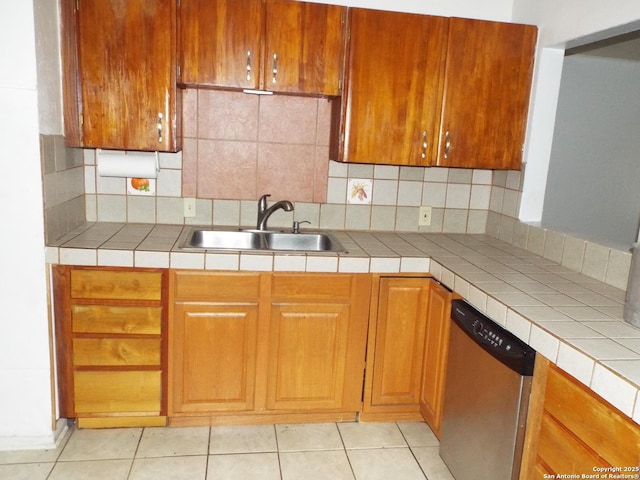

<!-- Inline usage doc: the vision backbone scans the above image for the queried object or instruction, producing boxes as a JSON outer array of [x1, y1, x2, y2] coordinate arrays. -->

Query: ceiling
[[567, 30, 640, 61]]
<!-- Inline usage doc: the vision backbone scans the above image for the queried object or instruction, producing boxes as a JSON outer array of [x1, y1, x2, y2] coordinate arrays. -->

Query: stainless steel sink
[[187, 230, 263, 250], [180, 228, 347, 253]]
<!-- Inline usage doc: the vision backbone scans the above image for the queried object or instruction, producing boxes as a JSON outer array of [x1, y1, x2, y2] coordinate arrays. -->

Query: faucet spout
[[257, 194, 294, 230]]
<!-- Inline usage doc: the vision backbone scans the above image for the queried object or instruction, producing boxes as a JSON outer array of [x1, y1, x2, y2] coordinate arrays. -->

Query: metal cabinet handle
[[444, 130, 451, 159], [157, 113, 163, 143], [421, 130, 428, 159], [272, 53, 278, 83], [246, 50, 252, 81]]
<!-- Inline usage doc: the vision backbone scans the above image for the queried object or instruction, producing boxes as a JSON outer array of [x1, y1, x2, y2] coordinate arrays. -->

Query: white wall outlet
[[184, 198, 196, 217], [419, 206, 432, 226]]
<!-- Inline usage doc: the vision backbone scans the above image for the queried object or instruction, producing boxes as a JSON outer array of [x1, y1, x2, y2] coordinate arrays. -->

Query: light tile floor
[[0, 421, 456, 480]]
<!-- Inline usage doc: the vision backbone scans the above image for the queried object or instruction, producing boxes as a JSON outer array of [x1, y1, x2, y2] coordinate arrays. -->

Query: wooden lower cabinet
[[419, 281, 457, 437], [362, 276, 431, 420], [53, 266, 168, 428], [168, 271, 370, 425], [520, 357, 640, 479]]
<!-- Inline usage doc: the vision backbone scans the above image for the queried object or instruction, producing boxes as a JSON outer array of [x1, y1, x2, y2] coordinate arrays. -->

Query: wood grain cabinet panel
[[74, 371, 162, 414], [437, 18, 537, 169], [179, 0, 346, 95], [170, 303, 259, 413], [362, 276, 431, 420], [520, 358, 640, 479], [72, 305, 162, 335], [61, 0, 180, 152], [334, 9, 447, 166], [419, 281, 456, 437], [53, 265, 168, 428], [168, 271, 370, 424], [267, 303, 351, 410], [70, 270, 163, 301], [264, 0, 346, 95], [332, 10, 537, 170], [179, 0, 263, 89]]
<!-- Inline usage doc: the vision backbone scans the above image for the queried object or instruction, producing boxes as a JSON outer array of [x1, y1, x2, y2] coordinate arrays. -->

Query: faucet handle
[[258, 193, 271, 211], [292, 220, 311, 233]]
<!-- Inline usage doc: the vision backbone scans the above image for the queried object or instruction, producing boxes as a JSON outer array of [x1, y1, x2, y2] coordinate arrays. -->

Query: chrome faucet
[[257, 194, 294, 231]]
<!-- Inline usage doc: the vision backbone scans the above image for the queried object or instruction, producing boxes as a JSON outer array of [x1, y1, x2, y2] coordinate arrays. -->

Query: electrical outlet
[[184, 198, 196, 217], [418, 206, 432, 226]]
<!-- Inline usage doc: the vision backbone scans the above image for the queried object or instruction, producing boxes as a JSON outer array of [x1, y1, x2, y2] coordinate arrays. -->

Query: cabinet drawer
[[72, 305, 162, 334], [172, 271, 261, 300], [73, 338, 161, 366], [271, 273, 353, 300], [74, 371, 161, 414], [70, 270, 162, 301]]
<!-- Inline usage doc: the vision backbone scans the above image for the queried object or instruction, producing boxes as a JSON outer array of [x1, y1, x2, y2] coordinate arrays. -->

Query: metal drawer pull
[[421, 130, 428, 159], [272, 53, 278, 83], [246, 50, 252, 81], [157, 113, 163, 143], [444, 130, 451, 159]]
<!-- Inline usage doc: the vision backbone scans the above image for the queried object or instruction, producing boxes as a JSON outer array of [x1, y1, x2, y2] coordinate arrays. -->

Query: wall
[[0, 2, 59, 449], [512, 0, 640, 222], [542, 55, 640, 249]]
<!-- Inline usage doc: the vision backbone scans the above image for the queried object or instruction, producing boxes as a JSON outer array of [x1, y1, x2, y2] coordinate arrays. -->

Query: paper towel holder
[[97, 149, 160, 179]]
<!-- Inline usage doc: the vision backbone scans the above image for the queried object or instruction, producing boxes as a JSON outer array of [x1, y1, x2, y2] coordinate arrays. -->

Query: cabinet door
[[74, 0, 180, 151], [521, 358, 640, 478], [179, 0, 263, 89], [368, 277, 430, 408], [170, 303, 259, 413], [437, 18, 537, 169], [419, 281, 453, 437], [267, 303, 352, 410], [337, 9, 447, 165], [266, 273, 370, 413], [265, 0, 346, 95]]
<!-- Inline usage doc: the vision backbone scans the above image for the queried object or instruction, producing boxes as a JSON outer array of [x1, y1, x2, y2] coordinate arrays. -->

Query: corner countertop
[[46, 222, 640, 424]]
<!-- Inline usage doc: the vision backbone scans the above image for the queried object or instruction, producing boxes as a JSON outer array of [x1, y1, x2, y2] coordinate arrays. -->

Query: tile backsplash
[[40, 89, 631, 291], [81, 88, 501, 233]]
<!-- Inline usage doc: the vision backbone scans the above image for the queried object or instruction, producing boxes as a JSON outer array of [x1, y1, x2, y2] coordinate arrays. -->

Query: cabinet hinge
[[177, 0, 181, 7], [75, 0, 80, 11], [177, 65, 181, 81], [79, 114, 83, 127]]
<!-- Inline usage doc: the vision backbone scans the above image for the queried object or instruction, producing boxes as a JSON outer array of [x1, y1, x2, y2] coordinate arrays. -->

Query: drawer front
[[271, 273, 353, 300], [72, 305, 162, 334], [70, 270, 162, 301], [172, 271, 261, 300], [73, 338, 161, 366], [74, 370, 161, 414]]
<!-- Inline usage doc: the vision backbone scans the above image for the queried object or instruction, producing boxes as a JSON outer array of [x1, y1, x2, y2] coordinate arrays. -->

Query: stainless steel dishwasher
[[439, 300, 536, 480]]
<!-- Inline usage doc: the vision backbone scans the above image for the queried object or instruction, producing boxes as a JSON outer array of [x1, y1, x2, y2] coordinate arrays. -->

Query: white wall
[[0, 1, 57, 449], [512, 0, 640, 221]]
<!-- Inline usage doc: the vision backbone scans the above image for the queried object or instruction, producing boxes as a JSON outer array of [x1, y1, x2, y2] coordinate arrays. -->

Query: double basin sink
[[181, 228, 347, 253]]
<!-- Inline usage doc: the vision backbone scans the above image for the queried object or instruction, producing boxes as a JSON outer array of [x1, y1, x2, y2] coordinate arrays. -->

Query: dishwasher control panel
[[451, 299, 535, 376]]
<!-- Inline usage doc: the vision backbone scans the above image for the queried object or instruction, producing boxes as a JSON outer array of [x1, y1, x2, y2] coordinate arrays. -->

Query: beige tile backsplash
[[40, 89, 632, 291]]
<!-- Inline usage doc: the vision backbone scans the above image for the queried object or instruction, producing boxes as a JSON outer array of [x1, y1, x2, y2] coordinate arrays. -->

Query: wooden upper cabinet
[[179, 0, 263, 89], [437, 18, 537, 169], [334, 9, 448, 166], [264, 0, 346, 95], [179, 0, 346, 95], [62, 0, 181, 152]]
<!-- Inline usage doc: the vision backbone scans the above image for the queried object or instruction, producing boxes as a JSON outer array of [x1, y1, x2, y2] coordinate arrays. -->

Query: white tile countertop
[[46, 223, 640, 424]]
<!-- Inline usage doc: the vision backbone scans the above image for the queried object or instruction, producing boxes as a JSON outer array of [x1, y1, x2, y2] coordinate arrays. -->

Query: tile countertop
[[46, 222, 640, 425]]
